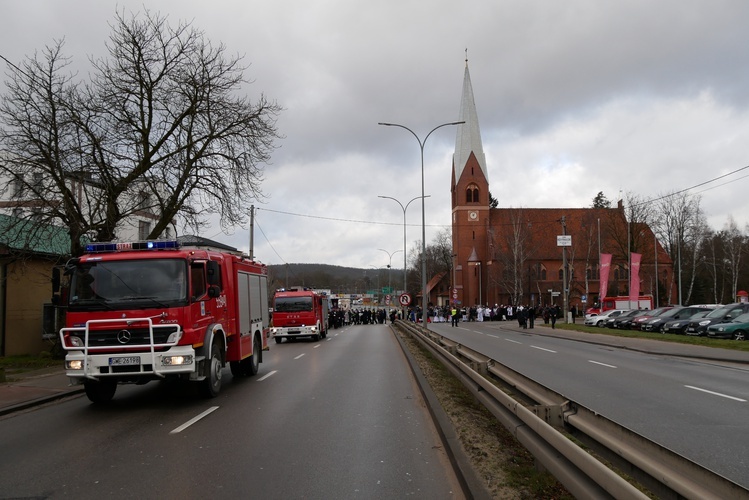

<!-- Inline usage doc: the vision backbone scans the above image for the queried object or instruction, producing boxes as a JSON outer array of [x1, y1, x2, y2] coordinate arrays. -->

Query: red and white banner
[[599, 253, 612, 301], [629, 253, 642, 303]]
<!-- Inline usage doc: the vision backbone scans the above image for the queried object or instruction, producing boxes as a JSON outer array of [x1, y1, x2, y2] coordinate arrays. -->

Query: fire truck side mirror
[[206, 261, 220, 287]]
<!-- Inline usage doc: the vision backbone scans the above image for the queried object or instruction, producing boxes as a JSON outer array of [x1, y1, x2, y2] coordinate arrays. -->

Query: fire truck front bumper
[[64, 345, 197, 383], [270, 325, 319, 340]]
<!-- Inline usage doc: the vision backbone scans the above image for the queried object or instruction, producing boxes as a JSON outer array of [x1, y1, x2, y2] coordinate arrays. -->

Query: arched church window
[[466, 184, 480, 204]]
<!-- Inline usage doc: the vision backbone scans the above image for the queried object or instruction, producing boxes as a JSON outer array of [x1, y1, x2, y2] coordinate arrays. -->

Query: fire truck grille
[[84, 326, 179, 347]]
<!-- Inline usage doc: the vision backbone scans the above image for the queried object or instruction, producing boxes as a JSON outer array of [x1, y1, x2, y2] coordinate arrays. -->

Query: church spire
[[453, 61, 487, 183]]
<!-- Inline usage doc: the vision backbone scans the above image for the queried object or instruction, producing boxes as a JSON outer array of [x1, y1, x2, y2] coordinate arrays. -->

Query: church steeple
[[451, 58, 490, 309], [453, 61, 488, 184]]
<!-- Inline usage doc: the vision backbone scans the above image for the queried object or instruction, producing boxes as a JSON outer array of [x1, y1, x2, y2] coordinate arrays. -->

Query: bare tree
[[721, 216, 744, 300], [0, 9, 281, 256], [651, 191, 704, 304], [493, 209, 532, 305]]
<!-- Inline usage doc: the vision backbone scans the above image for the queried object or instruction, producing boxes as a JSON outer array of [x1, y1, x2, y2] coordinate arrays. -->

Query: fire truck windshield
[[274, 296, 313, 312], [68, 258, 188, 310]]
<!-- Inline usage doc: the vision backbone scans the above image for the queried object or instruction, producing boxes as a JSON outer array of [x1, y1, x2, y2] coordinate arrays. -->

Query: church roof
[[453, 62, 487, 182]]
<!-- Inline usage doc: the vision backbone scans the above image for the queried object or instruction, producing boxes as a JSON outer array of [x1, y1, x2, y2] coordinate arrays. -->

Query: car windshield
[[706, 306, 733, 318], [658, 308, 683, 318], [731, 313, 749, 323], [688, 310, 710, 319], [69, 258, 187, 309], [274, 296, 313, 312]]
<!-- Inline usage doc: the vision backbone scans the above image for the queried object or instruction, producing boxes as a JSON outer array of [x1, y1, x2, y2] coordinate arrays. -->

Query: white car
[[584, 309, 629, 327]]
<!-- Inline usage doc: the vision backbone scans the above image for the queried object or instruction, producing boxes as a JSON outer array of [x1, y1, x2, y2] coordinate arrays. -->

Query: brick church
[[444, 62, 674, 313]]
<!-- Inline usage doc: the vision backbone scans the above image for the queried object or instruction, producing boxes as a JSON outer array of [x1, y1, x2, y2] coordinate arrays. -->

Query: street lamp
[[377, 195, 429, 296], [378, 248, 402, 306], [378, 120, 464, 329]]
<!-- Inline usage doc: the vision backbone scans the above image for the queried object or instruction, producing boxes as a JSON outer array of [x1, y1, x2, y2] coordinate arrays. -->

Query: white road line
[[531, 345, 557, 353], [685, 385, 747, 402], [487, 334, 499, 338], [170, 406, 219, 434], [294, 353, 305, 360], [257, 370, 277, 381], [472, 331, 484, 334], [504, 338, 522, 344], [314, 344, 321, 348], [588, 360, 617, 369]]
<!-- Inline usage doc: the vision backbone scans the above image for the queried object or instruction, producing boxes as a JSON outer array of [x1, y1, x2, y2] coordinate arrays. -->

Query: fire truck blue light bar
[[85, 240, 180, 253]]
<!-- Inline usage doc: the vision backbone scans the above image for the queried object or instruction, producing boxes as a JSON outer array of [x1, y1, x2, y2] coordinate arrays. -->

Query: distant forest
[[268, 263, 404, 295]]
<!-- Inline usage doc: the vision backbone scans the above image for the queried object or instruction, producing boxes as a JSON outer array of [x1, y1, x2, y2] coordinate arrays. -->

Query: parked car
[[630, 306, 674, 330], [641, 306, 710, 333], [661, 310, 712, 335], [584, 309, 628, 327], [685, 303, 749, 336], [706, 312, 749, 340], [609, 309, 650, 329]]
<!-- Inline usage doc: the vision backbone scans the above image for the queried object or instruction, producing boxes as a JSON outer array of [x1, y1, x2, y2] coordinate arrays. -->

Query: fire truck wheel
[[203, 340, 223, 397], [274, 336, 283, 344], [245, 335, 261, 376], [84, 380, 117, 404]]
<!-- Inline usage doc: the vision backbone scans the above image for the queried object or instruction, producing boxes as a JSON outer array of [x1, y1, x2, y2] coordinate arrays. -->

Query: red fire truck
[[270, 287, 329, 343], [58, 240, 270, 403], [586, 295, 654, 315]]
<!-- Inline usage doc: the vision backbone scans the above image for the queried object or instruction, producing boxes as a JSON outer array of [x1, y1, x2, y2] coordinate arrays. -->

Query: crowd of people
[[327, 303, 569, 330], [404, 304, 564, 329], [328, 307, 396, 328]]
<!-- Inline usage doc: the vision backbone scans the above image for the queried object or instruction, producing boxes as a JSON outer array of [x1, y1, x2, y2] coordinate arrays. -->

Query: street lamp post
[[379, 248, 402, 312], [378, 120, 464, 329], [377, 195, 429, 296], [378, 248, 402, 294]]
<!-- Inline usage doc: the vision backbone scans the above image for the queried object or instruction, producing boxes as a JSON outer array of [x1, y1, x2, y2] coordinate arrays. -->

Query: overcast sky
[[3, 1, 749, 269]]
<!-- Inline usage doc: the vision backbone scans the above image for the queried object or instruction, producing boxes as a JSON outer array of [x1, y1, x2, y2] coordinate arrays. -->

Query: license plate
[[109, 356, 140, 366]]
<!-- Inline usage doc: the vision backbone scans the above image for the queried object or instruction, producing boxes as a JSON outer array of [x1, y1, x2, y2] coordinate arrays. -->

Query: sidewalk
[[2, 324, 748, 416], [0, 365, 83, 416]]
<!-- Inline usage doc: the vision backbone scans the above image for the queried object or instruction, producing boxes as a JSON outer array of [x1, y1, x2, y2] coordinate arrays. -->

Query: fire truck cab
[[59, 240, 269, 403]]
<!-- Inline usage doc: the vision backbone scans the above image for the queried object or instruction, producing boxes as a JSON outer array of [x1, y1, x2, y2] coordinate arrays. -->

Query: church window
[[466, 184, 480, 204]]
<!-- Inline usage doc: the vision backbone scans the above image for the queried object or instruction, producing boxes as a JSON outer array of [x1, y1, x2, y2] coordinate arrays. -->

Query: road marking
[[504, 338, 522, 344], [314, 344, 321, 348], [472, 330, 484, 334], [170, 406, 219, 434], [685, 385, 747, 402], [257, 370, 277, 381], [487, 334, 499, 338], [294, 353, 305, 360], [531, 345, 557, 353], [588, 360, 617, 369]]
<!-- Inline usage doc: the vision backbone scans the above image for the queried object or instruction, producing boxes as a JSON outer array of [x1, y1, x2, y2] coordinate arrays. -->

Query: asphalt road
[[0, 324, 463, 499], [430, 320, 749, 490]]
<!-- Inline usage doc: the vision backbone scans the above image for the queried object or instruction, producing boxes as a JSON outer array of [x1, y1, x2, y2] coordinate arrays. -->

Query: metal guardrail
[[395, 320, 748, 499]]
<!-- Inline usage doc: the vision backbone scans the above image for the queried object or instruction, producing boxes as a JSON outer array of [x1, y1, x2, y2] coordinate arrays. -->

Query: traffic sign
[[399, 293, 412, 306], [557, 235, 572, 247]]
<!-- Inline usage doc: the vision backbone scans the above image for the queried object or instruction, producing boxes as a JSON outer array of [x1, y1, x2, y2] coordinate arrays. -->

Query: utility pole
[[562, 216, 569, 323], [249, 205, 255, 260]]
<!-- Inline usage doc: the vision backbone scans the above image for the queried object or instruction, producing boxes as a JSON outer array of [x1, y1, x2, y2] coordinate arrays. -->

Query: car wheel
[[733, 330, 746, 341], [596, 320, 604, 327]]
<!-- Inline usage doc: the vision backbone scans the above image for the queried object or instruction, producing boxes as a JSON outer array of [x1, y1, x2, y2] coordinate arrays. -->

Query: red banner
[[629, 253, 642, 304], [599, 253, 612, 302]]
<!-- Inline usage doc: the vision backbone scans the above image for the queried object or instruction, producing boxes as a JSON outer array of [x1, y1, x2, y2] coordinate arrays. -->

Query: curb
[[391, 324, 492, 500], [0, 387, 85, 417]]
